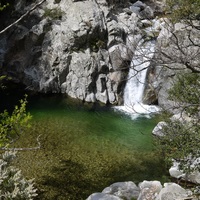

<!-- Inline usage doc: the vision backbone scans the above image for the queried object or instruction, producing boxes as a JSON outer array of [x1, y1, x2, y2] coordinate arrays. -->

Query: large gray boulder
[[156, 183, 188, 200], [152, 21, 199, 111], [102, 181, 140, 200], [87, 193, 122, 200], [87, 181, 140, 200], [138, 180, 162, 200]]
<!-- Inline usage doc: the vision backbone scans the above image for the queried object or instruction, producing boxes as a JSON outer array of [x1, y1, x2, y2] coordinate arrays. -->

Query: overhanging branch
[[0, 135, 42, 151], [0, 0, 46, 35]]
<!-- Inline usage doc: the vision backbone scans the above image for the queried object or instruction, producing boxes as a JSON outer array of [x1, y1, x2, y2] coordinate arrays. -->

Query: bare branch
[[0, 135, 42, 151], [0, 0, 46, 35]]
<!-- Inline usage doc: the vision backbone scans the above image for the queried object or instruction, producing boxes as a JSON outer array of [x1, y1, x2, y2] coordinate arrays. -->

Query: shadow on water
[[38, 160, 99, 200], [36, 152, 167, 200]]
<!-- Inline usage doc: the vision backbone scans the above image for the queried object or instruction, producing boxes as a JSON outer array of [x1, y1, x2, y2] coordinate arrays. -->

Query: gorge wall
[[0, 0, 193, 108]]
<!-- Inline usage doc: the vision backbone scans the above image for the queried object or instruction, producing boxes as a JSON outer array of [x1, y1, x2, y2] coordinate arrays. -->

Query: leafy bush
[[0, 96, 32, 148], [0, 151, 37, 199], [167, 0, 200, 21]]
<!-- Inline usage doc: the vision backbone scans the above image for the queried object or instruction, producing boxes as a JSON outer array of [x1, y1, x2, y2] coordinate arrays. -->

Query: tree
[[154, 0, 200, 173], [157, 73, 200, 172]]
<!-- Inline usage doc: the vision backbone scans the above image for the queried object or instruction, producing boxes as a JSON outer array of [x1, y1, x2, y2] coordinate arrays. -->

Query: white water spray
[[115, 40, 160, 119]]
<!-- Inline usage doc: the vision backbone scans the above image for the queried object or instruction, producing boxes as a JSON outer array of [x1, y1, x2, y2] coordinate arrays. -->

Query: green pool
[[3, 93, 167, 200]]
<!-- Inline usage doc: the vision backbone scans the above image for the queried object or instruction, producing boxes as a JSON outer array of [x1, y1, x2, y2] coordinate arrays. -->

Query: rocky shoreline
[[87, 180, 200, 200]]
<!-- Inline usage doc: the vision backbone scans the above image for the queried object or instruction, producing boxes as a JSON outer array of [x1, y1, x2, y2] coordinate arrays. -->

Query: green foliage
[[167, 0, 200, 22], [157, 73, 200, 172], [0, 151, 37, 199], [54, 0, 61, 4], [168, 73, 200, 116], [0, 75, 6, 89], [0, 2, 9, 11], [0, 95, 32, 148], [157, 119, 200, 172], [43, 8, 63, 20]]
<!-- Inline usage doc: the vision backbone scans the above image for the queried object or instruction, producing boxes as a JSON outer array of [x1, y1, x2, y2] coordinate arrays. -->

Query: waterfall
[[115, 40, 159, 119]]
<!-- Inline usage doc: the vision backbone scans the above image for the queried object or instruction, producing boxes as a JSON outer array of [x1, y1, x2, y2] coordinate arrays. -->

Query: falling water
[[115, 40, 160, 119]]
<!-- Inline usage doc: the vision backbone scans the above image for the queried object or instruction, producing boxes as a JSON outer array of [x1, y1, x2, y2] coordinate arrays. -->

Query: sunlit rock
[[102, 181, 140, 200], [87, 193, 122, 200], [169, 159, 200, 184], [138, 180, 162, 200], [156, 183, 188, 200], [152, 121, 167, 137]]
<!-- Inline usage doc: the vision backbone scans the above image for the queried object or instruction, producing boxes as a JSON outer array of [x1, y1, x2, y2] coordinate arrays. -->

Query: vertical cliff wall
[[0, 0, 170, 105]]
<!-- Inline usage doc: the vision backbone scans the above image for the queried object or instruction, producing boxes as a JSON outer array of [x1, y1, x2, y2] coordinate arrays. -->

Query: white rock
[[138, 180, 162, 200], [102, 181, 140, 200], [169, 159, 200, 184], [156, 183, 188, 200], [152, 121, 167, 137], [86, 193, 122, 200]]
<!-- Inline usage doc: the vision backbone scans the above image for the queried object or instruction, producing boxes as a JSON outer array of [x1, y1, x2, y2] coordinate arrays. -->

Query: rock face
[[0, 0, 139, 104], [0, 0, 169, 105], [144, 19, 200, 111], [156, 183, 189, 200], [2, 0, 198, 107]]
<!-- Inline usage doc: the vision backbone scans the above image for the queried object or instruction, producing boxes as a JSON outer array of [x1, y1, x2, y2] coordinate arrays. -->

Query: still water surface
[[2, 93, 167, 199]]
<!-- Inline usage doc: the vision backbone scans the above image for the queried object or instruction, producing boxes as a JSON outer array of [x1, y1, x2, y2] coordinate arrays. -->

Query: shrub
[[0, 151, 37, 199]]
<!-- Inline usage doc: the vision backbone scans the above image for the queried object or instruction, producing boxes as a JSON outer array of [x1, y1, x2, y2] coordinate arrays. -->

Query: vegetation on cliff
[[157, 0, 200, 173], [158, 73, 200, 172]]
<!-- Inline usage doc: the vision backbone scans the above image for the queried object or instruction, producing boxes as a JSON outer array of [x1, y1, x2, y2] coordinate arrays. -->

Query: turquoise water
[[2, 93, 167, 199]]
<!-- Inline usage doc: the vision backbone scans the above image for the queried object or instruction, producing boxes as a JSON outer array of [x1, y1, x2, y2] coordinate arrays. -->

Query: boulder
[[132, 1, 146, 10], [108, 44, 133, 70], [140, 6, 154, 19], [138, 180, 162, 200], [102, 181, 140, 200], [156, 183, 188, 200], [169, 159, 200, 184], [152, 121, 167, 137], [87, 193, 122, 200], [87, 180, 198, 200]]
